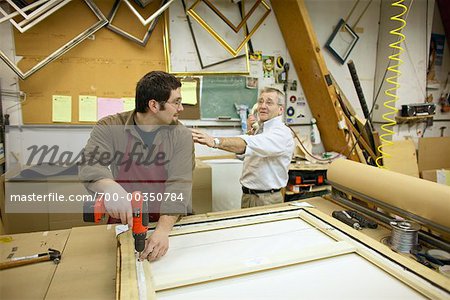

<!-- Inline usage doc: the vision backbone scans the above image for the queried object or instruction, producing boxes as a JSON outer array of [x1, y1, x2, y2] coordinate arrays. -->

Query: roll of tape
[[290, 95, 297, 103], [439, 265, 450, 278], [426, 249, 450, 265], [287, 106, 295, 117], [276, 56, 284, 69]]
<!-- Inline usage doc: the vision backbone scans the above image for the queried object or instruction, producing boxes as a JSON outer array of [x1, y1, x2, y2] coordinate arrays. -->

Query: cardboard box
[[418, 137, 450, 186], [1, 168, 101, 234], [1, 160, 212, 234], [383, 139, 419, 177], [192, 159, 212, 214], [0, 174, 49, 234], [421, 169, 450, 186], [418, 137, 450, 172], [421, 170, 438, 182]]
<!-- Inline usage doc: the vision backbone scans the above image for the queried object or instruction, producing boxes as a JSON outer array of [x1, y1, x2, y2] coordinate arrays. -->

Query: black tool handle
[[347, 210, 378, 229], [82, 200, 95, 222], [332, 211, 361, 229], [347, 60, 373, 131]]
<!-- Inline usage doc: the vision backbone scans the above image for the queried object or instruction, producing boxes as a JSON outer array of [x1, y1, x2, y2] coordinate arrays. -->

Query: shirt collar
[[124, 110, 136, 128], [263, 116, 283, 131]]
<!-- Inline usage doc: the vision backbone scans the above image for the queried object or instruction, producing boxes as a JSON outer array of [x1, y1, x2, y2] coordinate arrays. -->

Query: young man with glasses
[[80, 71, 194, 261], [192, 87, 294, 208]]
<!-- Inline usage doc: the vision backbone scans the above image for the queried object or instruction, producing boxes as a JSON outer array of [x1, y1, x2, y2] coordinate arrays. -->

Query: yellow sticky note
[[79, 95, 97, 122], [181, 81, 197, 105], [52, 95, 72, 122], [123, 97, 135, 111]]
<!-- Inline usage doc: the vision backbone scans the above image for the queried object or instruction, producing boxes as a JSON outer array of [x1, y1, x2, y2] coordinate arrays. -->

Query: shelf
[[395, 115, 434, 124], [426, 82, 440, 90]]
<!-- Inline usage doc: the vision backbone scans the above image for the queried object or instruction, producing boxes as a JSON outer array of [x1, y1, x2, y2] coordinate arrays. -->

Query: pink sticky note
[[97, 98, 124, 120]]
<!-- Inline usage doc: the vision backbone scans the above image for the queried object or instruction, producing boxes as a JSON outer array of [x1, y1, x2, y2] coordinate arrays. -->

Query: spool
[[389, 220, 420, 253], [426, 249, 450, 265], [439, 265, 450, 278], [286, 106, 295, 117]]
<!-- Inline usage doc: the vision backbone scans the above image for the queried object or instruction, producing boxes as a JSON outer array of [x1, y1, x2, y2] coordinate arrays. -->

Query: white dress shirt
[[239, 116, 295, 190]]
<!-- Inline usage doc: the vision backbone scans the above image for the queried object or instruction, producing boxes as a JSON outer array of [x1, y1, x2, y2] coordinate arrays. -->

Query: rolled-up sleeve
[[79, 121, 115, 187], [239, 127, 292, 158]]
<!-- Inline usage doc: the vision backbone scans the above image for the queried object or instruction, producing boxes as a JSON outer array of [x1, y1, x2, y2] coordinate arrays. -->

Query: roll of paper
[[327, 159, 450, 231]]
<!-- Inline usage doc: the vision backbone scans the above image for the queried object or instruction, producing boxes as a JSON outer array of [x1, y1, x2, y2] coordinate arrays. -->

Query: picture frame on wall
[[164, 0, 250, 75], [325, 19, 359, 64]]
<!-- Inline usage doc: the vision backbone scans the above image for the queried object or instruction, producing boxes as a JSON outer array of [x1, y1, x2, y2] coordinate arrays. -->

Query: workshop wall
[[305, 0, 381, 119], [1, 0, 449, 170], [373, 0, 450, 141]]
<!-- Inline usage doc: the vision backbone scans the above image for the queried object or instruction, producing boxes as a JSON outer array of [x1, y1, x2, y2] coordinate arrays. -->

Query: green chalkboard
[[201, 76, 258, 119]]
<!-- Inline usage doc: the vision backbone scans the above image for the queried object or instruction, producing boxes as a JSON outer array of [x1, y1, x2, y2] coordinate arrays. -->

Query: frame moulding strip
[[154, 241, 355, 292], [117, 231, 156, 300], [299, 208, 450, 297], [169, 211, 303, 237]]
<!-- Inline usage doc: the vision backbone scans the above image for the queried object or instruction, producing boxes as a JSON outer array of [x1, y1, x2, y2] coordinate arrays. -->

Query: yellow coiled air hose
[[376, 0, 408, 168]]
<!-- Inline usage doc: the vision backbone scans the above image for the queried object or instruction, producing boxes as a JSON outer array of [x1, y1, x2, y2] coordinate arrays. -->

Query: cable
[[338, 1, 412, 165], [3, 90, 27, 111], [376, 0, 408, 168], [329, 74, 374, 162], [290, 1, 413, 164], [352, 0, 373, 29], [370, 0, 413, 121], [344, 0, 360, 24], [288, 126, 340, 163]]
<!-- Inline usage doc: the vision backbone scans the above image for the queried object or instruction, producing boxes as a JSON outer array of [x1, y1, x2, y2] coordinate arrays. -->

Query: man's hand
[[139, 229, 169, 261], [247, 115, 257, 131], [89, 179, 133, 228], [191, 129, 214, 147], [139, 215, 178, 261]]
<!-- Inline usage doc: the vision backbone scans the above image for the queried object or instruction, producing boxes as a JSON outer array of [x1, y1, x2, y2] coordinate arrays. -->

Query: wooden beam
[[437, 0, 450, 50], [271, 0, 359, 161]]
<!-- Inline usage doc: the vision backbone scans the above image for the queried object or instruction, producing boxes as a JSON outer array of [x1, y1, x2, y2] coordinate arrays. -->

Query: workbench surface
[[0, 197, 391, 299]]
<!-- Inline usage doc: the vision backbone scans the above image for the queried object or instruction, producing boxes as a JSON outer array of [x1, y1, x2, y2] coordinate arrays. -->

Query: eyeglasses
[[257, 98, 279, 107], [165, 99, 183, 108]]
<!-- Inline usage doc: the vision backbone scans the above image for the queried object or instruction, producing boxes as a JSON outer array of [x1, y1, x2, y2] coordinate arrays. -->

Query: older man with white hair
[[191, 87, 295, 208]]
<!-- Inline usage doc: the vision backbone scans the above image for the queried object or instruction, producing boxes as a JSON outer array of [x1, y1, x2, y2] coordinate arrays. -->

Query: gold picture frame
[[186, 0, 271, 57], [164, 0, 250, 75]]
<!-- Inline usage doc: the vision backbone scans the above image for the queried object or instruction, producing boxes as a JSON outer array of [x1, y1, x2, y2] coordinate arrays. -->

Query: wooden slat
[[271, 0, 358, 161], [300, 208, 450, 296], [154, 241, 355, 291], [117, 231, 156, 300]]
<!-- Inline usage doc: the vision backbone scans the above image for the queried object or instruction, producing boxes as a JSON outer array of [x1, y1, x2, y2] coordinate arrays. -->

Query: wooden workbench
[[0, 197, 393, 299]]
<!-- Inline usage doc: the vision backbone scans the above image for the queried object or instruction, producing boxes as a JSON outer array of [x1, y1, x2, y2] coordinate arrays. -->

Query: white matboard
[[158, 254, 425, 300], [146, 210, 446, 299]]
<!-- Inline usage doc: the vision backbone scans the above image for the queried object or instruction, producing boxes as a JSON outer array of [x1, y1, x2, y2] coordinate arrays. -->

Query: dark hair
[[135, 71, 181, 113]]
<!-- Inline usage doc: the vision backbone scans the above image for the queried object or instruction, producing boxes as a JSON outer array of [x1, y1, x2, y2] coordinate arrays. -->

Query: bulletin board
[[201, 76, 258, 120], [15, 0, 199, 124]]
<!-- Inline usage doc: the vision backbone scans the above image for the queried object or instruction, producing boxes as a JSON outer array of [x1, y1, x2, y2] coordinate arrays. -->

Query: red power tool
[[83, 191, 149, 254]]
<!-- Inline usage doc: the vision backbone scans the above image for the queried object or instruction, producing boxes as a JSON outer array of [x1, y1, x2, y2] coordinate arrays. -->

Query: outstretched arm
[[191, 129, 247, 154]]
